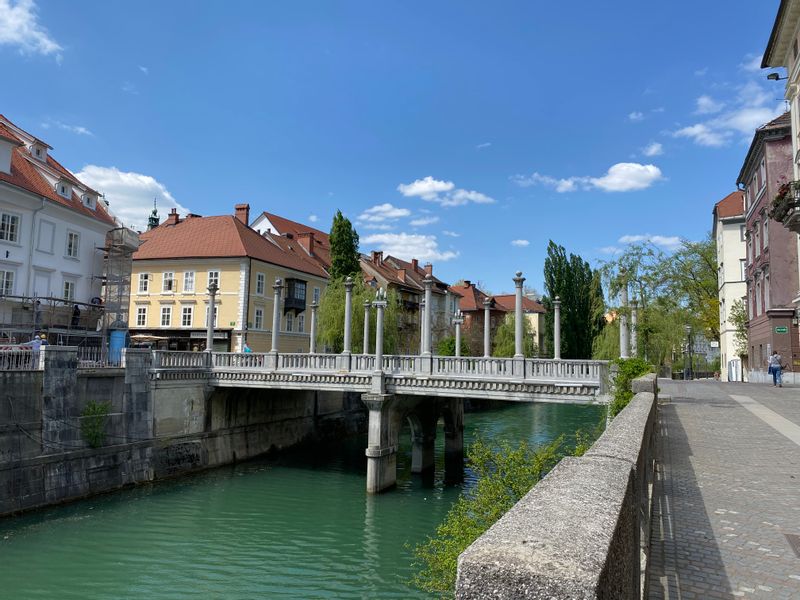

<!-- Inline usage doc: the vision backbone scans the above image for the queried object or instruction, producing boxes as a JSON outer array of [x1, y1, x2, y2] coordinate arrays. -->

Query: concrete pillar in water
[[423, 275, 433, 356], [619, 275, 629, 359], [362, 393, 398, 493], [630, 297, 639, 357], [483, 297, 492, 357], [453, 310, 464, 358], [309, 302, 318, 354], [553, 296, 562, 360], [410, 405, 437, 474], [444, 397, 465, 484], [363, 300, 371, 355]]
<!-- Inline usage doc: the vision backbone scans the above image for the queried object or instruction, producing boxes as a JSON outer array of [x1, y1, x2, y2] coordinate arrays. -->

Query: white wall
[[717, 217, 746, 381]]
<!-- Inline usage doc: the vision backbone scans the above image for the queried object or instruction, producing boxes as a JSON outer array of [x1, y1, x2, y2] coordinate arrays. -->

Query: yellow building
[[130, 204, 327, 352]]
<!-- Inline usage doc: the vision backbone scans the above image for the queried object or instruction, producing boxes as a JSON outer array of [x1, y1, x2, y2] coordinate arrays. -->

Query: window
[[740, 259, 746, 281], [0, 269, 14, 295], [755, 278, 762, 316], [57, 183, 71, 199], [298, 314, 305, 333], [763, 219, 769, 249], [740, 224, 746, 242], [759, 159, 766, 190], [138, 273, 150, 293], [0, 213, 20, 243], [254, 307, 264, 330], [289, 280, 306, 301], [183, 271, 195, 293], [63, 280, 76, 301], [160, 306, 172, 327], [286, 313, 294, 332], [208, 270, 220, 289], [754, 223, 760, 257], [313, 286, 320, 304], [764, 270, 770, 310], [256, 273, 265, 295], [66, 231, 80, 258], [163, 271, 175, 292], [205, 305, 218, 327], [136, 307, 147, 327], [181, 306, 193, 327]]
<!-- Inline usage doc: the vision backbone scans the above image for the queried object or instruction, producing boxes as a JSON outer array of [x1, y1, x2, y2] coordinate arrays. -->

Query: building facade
[[736, 113, 800, 383], [0, 115, 117, 344], [712, 191, 747, 381], [130, 204, 327, 352], [448, 281, 508, 356], [493, 294, 546, 353]]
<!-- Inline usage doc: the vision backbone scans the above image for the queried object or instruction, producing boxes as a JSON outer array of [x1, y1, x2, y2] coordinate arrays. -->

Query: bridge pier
[[363, 393, 400, 493], [444, 398, 465, 484]]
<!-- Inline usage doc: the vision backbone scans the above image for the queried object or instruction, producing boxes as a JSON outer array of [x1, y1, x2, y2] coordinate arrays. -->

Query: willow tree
[[491, 314, 538, 357]]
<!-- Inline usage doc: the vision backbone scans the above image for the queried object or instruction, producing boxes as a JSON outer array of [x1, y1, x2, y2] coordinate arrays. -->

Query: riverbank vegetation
[[608, 357, 652, 418]]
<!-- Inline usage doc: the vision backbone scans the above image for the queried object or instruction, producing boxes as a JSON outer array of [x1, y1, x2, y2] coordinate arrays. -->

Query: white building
[[0, 115, 117, 340], [712, 191, 747, 381]]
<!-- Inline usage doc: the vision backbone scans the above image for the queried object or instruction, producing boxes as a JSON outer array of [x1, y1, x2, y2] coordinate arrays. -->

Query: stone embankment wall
[[1, 347, 365, 517], [456, 373, 658, 600]]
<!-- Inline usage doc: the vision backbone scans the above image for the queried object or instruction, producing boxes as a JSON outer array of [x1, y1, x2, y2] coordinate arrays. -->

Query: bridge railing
[[352, 354, 376, 372], [152, 351, 209, 368], [434, 356, 514, 377], [524, 358, 605, 381], [213, 352, 269, 368], [382, 355, 417, 373]]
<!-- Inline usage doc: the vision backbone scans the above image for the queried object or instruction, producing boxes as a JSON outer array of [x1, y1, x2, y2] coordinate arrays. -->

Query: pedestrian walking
[[767, 351, 783, 387], [30, 335, 42, 369]]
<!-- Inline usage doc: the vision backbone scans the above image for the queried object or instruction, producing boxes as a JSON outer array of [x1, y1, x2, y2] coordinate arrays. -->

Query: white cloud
[[0, 0, 62, 60], [410, 216, 439, 226], [362, 232, 458, 262], [41, 120, 93, 136], [397, 176, 495, 207], [356, 203, 411, 223], [442, 230, 460, 237], [642, 142, 663, 157], [308, 214, 319, 223], [694, 67, 708, 76], [628, 111, 645, 122], [675, 80, 783, 148], [398, 176, 454, 200], [74, 165, 190, 231], [739, 53, 763, 73], [476, 142, 492, 150], [121, 81, 138, 95], [599, 246, 622, 255], [695, 94, 724, 114], [513, 162, 663, 193], [510, 239, 529, 247], [362, 223, 393, 231], [618, 234, 682, 251], [138, 65, 149, 75]]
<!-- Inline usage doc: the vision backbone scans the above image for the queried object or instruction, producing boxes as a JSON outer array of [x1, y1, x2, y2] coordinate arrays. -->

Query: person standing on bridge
[[767, 351, 783, 387]]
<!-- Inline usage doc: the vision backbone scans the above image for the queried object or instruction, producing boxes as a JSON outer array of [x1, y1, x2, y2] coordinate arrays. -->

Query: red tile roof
[[713, 191, 744, 219], [257, 211, 332, 272], [449, 282, 507, 312], [0, 116, 115, 226], [493, 294, 546, 313], [135, 214, 328, 278]]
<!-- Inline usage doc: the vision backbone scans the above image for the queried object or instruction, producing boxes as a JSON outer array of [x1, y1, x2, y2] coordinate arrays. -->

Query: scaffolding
[[99, 227, 140, 358]]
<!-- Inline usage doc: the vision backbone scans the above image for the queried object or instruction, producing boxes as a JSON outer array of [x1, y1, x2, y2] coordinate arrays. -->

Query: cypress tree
[[329, 210, 361, 281]]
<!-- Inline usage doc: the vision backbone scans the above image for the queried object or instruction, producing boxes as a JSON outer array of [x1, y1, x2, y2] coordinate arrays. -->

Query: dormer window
[[82, 193, 96, 210], [56, 180, 72, 199], [31, 141, 48, 162]]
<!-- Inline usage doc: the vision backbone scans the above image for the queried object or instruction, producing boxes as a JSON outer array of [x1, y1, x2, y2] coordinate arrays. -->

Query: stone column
[[309, 302, 318, 354], [410, 407, 437, 475], [553, 296, 562, 360], [372, 288, 387, 393], [270, 278, 282, 353], [423, 275, 433, 356], [362, 393, 398, 493], [363, 300, 371, 355], [619, 277, 629, 359], [630, 298, 639, 357], [483, 297, 492, 357], [343, 276, 354, 355], [206, 282, 218, 353], [419, 299, 425, 355], [513, 271, 525, 358], [453, 310, 464, 358], [443, 397, 465, 484]]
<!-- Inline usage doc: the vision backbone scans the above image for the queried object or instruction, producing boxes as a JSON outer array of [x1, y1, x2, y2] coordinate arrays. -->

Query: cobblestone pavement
[[647, 380, 800, 599]]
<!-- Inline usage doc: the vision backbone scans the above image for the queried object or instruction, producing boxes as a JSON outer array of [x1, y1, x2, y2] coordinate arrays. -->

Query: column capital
[[423, 274, 433, 289], [344, 276, 354, 291], [272, 278, 283, 291], [513, 271, 525, 287], [553, 295, 561, 307], [483, 297, 492, 308]]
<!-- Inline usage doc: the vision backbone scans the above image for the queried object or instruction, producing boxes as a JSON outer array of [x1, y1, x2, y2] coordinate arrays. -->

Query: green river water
[[0, 402, 604, 599]]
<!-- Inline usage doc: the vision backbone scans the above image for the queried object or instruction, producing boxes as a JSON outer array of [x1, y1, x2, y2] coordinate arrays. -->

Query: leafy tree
[[729, 298, 749, 359], [317, 277, 401, 353], [608, 357, 651, 417], [491, 314, 538, 357], [436, 335, 470, 356], [542, 240, 603, 359], [329, 210, 361, 281]]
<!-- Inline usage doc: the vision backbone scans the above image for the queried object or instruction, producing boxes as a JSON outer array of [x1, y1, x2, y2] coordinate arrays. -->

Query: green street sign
[[775, 326, 789, 334]]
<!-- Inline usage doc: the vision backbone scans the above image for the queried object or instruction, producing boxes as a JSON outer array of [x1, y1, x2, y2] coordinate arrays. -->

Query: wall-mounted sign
[[775, 326, 789, 334]]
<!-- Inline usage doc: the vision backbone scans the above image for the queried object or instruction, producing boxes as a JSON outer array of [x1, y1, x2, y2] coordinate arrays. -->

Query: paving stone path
[[647, 379, 800, 599]]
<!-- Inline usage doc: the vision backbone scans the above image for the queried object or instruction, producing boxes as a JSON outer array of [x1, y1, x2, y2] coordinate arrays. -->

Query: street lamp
[[767, 72, 787, 81], [683, 324, 692, 380]]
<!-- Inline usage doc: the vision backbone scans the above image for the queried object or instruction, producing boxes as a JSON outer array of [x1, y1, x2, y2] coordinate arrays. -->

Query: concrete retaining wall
[[456, 373, 657, 599]]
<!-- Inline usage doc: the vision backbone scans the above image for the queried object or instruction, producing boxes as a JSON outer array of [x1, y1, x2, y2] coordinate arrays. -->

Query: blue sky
[[0, 0, 785, 294]]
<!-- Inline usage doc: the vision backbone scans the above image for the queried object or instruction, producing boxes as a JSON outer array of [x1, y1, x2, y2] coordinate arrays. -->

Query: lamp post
[[453, 310, 464, 357], [206, 282, 219, 353], [684, 324, 692, 381]]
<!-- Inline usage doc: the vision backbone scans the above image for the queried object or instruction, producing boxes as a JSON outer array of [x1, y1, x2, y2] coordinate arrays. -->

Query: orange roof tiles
[[448, 282, 507, 312], [713, 191, 744, 219], [135, 214, 328, 278], [493, 294, 546, 313]]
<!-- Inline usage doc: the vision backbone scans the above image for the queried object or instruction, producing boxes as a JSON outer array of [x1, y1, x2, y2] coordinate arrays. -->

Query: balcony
[[284, 278, 307, 314], [769, 181, 800, 234]]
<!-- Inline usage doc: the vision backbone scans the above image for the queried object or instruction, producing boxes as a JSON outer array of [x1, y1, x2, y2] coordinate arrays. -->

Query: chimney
[[371, 251, 383, 265], [424, 262, 433, 276], [166, 208, 180, 226], [397, 268, 406, 282], [464, 280, 471, 288], [297, 231, 316, 256], [411, 258, 419, 272], [234, 203, 250, 225]]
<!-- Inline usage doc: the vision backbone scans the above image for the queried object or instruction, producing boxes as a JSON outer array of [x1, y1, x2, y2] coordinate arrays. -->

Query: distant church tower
[[147, 198, 160, 230]]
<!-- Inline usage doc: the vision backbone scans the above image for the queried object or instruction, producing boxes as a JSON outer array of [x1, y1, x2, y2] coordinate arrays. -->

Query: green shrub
[[80, 400, 111, 448], [436, 336, 470, 356], [608, 357, 651, 418]]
